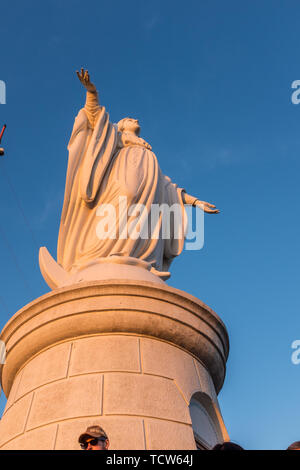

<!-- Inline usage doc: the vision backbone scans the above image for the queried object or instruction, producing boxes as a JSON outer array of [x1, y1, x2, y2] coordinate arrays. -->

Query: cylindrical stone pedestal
[[0, 280, 229, 450]]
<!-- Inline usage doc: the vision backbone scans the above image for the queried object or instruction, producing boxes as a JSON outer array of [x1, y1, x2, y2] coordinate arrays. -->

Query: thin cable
[[0, 223, 34, 296], [1, 163, 39, 249]]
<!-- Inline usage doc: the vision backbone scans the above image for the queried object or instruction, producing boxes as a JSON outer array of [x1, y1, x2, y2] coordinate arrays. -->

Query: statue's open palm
[[194, 200, 220, 214], [76, 68, 97, 93]]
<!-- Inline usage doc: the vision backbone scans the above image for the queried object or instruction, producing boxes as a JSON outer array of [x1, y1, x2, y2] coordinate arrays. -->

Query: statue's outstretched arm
[[182, 192, 220, 214], [76, 68, 101, 128]]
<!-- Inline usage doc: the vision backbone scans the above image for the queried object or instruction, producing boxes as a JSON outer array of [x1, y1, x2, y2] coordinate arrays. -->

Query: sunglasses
[[80, 437, 106, 449]]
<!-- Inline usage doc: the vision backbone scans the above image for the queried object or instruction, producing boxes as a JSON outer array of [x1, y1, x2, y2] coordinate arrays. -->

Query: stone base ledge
[[0, 280, 229, 397]]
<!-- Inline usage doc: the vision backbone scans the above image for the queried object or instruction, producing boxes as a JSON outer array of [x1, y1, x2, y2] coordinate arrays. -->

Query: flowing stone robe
[[57, 93, 187, 278]]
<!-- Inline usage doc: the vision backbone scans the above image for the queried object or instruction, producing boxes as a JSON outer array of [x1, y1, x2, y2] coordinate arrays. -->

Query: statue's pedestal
[[0, 280, 229, 450]]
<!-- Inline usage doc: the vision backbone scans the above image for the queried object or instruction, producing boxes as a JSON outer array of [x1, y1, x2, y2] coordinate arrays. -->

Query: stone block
[[144, 417, 196, 450], [69, 335, 140, 376], [1, 424, 58, 450], [141, 338, 201, 403], [0, 393, 33, 447], [26, 375, 102, 430], [195, 361, 217, 402], [2, 368, 23, 414], [15, 342, 71, 400], [103, 373, 191, 424]]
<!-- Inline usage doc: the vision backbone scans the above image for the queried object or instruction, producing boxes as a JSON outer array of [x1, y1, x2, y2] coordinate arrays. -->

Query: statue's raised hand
[[76, 68, 97, 93]]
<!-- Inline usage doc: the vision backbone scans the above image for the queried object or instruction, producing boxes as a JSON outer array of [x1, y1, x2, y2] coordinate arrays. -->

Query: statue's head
[[117, 118, 140, 136]]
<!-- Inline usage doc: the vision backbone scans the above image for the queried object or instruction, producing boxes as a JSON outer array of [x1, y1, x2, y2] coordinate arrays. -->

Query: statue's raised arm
[[75, 68, 101, 129]]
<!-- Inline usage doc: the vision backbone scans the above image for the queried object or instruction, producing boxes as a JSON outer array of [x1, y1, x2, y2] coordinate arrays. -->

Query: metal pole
[[0, 124, 6, 155]]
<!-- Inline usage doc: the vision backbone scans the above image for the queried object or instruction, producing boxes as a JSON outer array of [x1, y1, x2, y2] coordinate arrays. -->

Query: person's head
[[287, 441, 300, 450], [78, 425, 109, 450], [212, 441, 244, 451], [118, 117, 140, 136]]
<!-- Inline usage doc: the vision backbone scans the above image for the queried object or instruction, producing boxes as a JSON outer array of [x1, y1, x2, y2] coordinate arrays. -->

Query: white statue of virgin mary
[[39, 69, 219, 289]]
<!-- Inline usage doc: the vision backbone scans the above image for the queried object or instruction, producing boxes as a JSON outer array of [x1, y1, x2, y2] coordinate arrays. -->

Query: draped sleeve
[[79, 107, 118, 203], [57, 102, 118, 267]]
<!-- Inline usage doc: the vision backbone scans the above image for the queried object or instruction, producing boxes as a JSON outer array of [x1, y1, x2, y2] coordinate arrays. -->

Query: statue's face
[[123, 118, 140, 136]]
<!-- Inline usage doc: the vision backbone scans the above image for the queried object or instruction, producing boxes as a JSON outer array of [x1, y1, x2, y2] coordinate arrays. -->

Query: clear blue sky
[[0, 0, 300, 450]]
